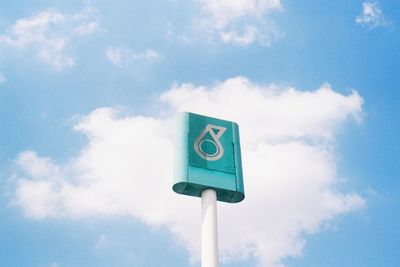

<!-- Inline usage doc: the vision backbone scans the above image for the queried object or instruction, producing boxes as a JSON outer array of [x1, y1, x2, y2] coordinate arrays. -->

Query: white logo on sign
[[194, 124, 226, 161]]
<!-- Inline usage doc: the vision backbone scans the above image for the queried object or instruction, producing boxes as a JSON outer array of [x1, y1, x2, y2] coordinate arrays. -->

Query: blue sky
[[0, 1, 399, 267]]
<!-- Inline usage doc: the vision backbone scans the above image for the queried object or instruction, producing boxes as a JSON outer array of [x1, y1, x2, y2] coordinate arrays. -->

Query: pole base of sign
[[201, 189, 219, 267]]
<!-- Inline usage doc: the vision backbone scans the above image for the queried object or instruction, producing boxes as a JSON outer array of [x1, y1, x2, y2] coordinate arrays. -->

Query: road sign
[[173, 112, 244, 203]]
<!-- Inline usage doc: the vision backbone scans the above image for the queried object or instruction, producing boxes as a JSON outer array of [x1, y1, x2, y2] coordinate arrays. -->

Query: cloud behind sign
[[11, 77, 364, 266]]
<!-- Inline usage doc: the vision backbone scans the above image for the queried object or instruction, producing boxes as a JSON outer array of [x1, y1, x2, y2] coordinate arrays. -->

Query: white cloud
[[195, 0, 282, 45], [162, 78, 363, 144], [105, 47, 159, 67], [0, 72, 5, 84], [0, 6, 99, 70], [356, 2, 388, 29], [11, 77, 364, 266], [16, 151, 61, 179]]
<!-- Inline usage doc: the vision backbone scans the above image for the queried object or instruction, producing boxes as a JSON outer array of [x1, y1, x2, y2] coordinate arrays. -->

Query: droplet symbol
[[194, 124, 226, 161]]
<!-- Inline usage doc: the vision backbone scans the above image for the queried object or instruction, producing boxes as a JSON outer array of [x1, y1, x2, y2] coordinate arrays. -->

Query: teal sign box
[[173, 112, 245, 203]]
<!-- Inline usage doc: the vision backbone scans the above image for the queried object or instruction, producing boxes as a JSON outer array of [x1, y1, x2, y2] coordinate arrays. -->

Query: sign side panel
[[172, 112, 190, 193]]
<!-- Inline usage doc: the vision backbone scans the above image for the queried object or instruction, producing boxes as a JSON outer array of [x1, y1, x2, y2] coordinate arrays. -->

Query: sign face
[[188, 113, 235, 175], [172, 112, 245, 203], [193, 124, 226, 161]]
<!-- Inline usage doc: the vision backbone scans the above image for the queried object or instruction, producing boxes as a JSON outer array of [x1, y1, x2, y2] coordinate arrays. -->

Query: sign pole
[[173, 112, 244, 266], [201, 189, 219, 267]]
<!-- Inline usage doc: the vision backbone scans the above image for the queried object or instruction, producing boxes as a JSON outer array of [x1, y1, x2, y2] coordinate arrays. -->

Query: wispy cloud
[[105, 47, 159, 67], [105, 47, 122, 66], [0, 72, 5, 84], [356, 2, 388, 29], [168, 0, 283, 46], [195, 0, 282, 46], [11, 77, 364, 266], [0, 6, 99, 71], [74, 22, 98, 36], [95, 234, 112, 251]]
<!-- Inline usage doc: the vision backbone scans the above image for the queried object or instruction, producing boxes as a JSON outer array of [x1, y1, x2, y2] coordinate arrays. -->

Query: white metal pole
[[201, 189, 219, 267]]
